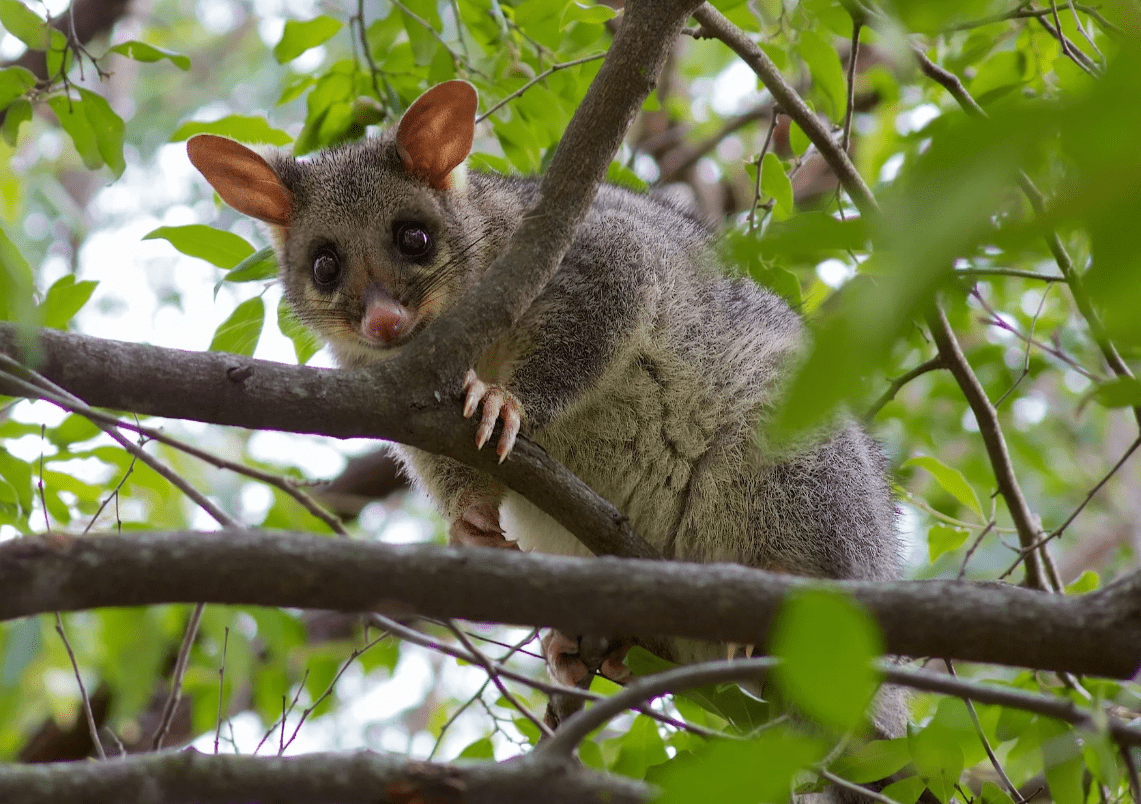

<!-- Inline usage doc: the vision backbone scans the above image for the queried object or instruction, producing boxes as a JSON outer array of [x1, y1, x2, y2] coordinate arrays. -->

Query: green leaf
[[273, 15, 343, 63], [760, 152, 793, 217], [277, 296, 322, 365], [0, 223, 35, 324], [209, 296, 265, 357], [904, 455, 983, 519], [560, 1, 617, 29], [38, 275, 98, 330], [0, 450, 33, 516], [1037, 718, 1083, 804], [144, 225, 255, 270], [456, 736, 494, 759], [108, 41, 191, 70], [654, 727, 825, 804], [799, 30, 847, 119], [610, 714, 668, 779], [881, 774, 928, 804], [0, 0, 65, 51], [218, 247, 277, 286], [761, 212, 869, 260], [1064, 570, 1099, 595], [2, 96, 31, 146], [979, 781, 1016, 804], [909, 723, 964, 803], [78, 88, 126, 177], [1093, 377, 1141, 409], [625, 647, 770, 733], [927, 525, 969, 563], [995, 705, 1034, 743], [0, 65, 36, 109], [170, 116, 292, 147], [830, 739, 911, 784], [770, 590, 883, 731], [45, 89, 126, 176], [788, 119, 811, 156]]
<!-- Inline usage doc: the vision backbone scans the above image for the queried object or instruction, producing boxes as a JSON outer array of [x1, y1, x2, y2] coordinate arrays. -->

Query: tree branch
[[2, 530, 1139, 679], [0, 747, 646, 804]]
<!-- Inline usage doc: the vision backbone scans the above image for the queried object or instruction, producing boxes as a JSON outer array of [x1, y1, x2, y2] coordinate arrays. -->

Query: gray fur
[[254, 127, 905, 754]]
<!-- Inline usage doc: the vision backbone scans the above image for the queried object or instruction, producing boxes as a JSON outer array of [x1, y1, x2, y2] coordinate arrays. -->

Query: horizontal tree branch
[[0, 324, 658, 560], [2, 530, 1139, 679], [0, 747, 646, 804]]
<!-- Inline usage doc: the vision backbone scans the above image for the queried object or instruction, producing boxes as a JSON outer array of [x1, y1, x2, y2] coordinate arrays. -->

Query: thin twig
[[748, 112, 781, 231], [957, 519, 996, 580], [153, 603, 205, 749], [865, 355, 946, 420], [55, 613, 107, 760], [215, 626, 230, 754], [818, 769, 904, 804], [841, 20, 860, 153], [944, 659, 1021, 800], [445, 620, 553, 739], [999, 435, 1141, 579], [476, 53, 606, 124], [955, 267, 1065, 282]]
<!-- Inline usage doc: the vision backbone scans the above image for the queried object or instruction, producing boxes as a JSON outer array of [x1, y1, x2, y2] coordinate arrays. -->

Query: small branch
[[924, 304, 1052, 591], [445, 619, 554, 740], [692, 3, 879, 217], [541, 658, 779, 758], [748, 112, 781, 231], [944, 660, 1020, 800], [865, 355, 946, 420], [152, 603, 205, 749], [818, 769, 904, 804], [841, 19, 860, 153], [476, 53, 606, 124], [55, 613, 107, 760], [214, 627, 229, 754], [955, 267, 1065, 282]]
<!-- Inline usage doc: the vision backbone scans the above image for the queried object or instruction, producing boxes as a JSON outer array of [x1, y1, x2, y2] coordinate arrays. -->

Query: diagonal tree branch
[[2, 530, 1139, 679]]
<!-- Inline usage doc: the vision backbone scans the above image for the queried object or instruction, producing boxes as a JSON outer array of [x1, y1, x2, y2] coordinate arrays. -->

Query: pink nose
[[361, 286, 411, 344]]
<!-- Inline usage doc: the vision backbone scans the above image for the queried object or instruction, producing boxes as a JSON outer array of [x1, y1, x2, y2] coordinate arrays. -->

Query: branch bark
[[0, 747, 645, 804], [2, 530, 1139, 679]]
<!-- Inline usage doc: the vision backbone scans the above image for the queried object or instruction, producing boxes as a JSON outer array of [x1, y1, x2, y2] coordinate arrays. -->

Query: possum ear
[[396, 81, 477, 191], [187, 135, 294, 226]]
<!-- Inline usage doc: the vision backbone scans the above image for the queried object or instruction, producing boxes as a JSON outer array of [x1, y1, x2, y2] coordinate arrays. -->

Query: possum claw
[[462, 369, 524, 459]]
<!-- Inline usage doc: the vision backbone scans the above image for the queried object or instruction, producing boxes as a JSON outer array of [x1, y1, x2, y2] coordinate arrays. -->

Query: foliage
[[2, 0, 1140, 801]]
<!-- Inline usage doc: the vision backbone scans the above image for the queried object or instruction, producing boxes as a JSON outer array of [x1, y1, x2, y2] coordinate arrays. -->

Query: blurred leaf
[[799, 30, 846, 119], [926, 525, 970, 562], [770, 590, 882, 731], [760, 152, 793, 217], [0, 0, 66, 51], [979, 781, 1016, 804], [881, 774, 927, 804], [830, 738, 911, 784], [108, 41, 191, 70], [0, 66, 36, 109], [560, 1, 617, 29], [1064, 570, 1099, 595], [0, 224, 35, 325], [209, 296, 265, 357], [1093, 377, 1141, 409], [654, 726, 825, 804], [904, 455, 983, 518], [277, 296, 322, 365], [0, 450, 32, 515], [171, 116, 292, 146], [457, 737, 494, 759], [38, 275, 98, 330], [274, 15, 343, 63], [1037, 718, 1083, 804], [2, 96, 31, 146], [909, 722, 964, 803], [145, 225, 255, 270], [611, 714, 669, 779]]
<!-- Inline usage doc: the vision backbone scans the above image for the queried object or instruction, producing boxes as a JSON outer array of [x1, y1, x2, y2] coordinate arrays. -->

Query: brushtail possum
[[187, 80, 904, 727]]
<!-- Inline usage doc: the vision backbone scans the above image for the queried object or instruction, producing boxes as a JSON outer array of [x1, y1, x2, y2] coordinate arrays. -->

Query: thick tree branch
[[0, 325, 657, 560], [0, 748, 645, 804], [2, 531, 1139, 679]]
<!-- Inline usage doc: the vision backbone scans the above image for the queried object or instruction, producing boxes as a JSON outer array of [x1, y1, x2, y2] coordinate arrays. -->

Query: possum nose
[[361, 284, 411, 344]]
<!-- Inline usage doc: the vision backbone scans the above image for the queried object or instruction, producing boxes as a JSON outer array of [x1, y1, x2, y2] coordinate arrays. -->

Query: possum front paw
[[542, 631, 634, 687], [462, 369, 523, 462], [449, 497, 520, 550]]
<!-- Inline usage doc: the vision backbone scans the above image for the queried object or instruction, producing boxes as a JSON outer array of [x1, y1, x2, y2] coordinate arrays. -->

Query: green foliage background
[[1, 0, 1140, 801]]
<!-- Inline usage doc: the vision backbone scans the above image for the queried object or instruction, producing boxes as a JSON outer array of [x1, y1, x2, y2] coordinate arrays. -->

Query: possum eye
[[311, 248, 341, 289], [393, 221, 432, 261]]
